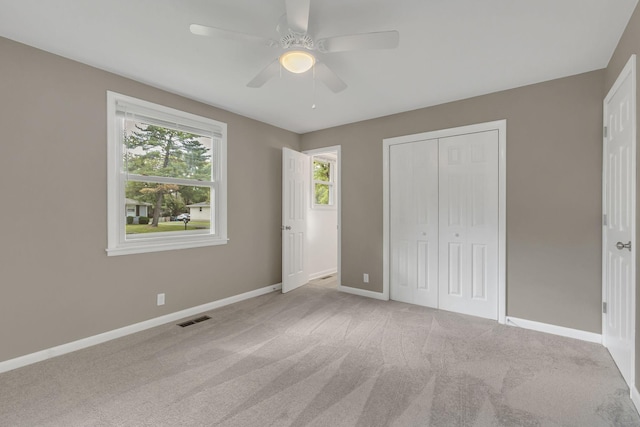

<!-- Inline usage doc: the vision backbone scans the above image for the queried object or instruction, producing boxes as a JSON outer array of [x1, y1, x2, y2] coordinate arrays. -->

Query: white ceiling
[[0, 0, 637, 133]]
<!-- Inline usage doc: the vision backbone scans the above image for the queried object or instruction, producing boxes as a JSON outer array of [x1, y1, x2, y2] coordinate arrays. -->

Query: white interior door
[[603, 55, 636, 387], [438, 130, 499, 320], [389, 139, 439, 307], [282, 147, 310, 293]]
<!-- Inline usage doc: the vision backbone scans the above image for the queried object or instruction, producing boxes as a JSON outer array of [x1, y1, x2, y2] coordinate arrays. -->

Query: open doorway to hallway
[[305, 148, 339, 288], [281, 146, 340, 293]]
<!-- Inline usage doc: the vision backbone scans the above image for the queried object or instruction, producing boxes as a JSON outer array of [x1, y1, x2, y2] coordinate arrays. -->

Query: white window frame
[[106, 91, 227, 256], [311, 156, 336, 209]]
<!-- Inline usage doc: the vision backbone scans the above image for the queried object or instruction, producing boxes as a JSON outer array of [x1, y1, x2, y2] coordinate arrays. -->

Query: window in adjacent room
[[106, 91, 227, 256], [312, 156, 336, 208]]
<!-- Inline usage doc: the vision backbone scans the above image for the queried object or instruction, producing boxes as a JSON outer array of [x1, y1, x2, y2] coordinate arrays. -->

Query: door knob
[[281, 225, 291, 230], [616, 241, 632, 251]]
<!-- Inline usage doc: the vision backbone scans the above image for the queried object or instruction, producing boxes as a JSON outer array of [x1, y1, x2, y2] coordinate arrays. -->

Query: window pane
[[314, 183, 330, 205], [124, 119, 214, 180], [125, 183, 213, 237], [313, 160, 331, 182]]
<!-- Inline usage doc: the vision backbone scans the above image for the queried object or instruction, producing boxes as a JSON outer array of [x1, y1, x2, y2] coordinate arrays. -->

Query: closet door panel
[[438, 130, 499, 320], [389, 139, 439, 307]]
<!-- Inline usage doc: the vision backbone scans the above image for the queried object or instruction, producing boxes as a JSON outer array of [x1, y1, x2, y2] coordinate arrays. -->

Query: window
[[107, 92, 227, 256], [312, 156, 336, 208]]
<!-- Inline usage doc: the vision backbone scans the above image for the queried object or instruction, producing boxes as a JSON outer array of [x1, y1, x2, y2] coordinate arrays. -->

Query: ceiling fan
[[190, 0, 399, 93]]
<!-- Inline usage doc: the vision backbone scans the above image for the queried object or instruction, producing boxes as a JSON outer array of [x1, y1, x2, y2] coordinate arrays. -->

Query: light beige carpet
[[308, 274, 338, 289], [0, 284, 638, 426]]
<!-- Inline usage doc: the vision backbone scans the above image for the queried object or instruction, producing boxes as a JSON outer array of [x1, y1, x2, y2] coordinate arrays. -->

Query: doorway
[[383, 121, 506, 322], [306, 147, 339, 286], [282, 146, 341, 293]]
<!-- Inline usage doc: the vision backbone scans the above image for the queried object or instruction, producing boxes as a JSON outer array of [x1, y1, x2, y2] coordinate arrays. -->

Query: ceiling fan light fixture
[[279, 50, 315, 74]]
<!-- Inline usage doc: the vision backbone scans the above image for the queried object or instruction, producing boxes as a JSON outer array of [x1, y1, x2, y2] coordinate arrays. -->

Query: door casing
[[383, 120, 507, 324]]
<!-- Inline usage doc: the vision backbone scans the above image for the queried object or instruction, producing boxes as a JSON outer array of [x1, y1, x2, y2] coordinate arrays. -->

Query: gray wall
[[301, 70, 605, 334], [2, 5, 635, 366], [0, 37, 300, 363], [604, 1, 640, 392]]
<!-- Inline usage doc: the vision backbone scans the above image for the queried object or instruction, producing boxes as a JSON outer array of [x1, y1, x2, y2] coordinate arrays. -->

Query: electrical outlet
[[363, 273, 369, 283], [157, 293, 165, 306]]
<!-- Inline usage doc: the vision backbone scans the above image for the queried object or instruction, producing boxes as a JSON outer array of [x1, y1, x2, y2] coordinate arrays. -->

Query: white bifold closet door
[[389, 139, 439, 307], [389, 130, 499, 320], [438, 131, 499, 320]]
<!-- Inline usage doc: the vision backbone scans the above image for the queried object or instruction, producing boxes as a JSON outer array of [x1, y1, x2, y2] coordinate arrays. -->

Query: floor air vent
[[177, 315, 211, 328]]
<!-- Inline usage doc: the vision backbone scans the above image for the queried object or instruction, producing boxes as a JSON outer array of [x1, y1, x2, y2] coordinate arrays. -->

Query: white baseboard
[[0, 283, 282, 374], [505, 316, 602, 344], [632, 386, 640, 415], [308, 269, 338, 281], [338, 284, 388, 301]]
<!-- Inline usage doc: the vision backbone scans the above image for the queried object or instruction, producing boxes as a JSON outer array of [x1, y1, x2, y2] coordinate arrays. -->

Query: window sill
[[106, 237, 229, 256]]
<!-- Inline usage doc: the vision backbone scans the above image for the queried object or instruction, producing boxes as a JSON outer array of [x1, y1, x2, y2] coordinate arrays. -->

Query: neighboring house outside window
[[107, 92, 227, 256], [187, 202, 211, 222], [125, 198, 152, 218]]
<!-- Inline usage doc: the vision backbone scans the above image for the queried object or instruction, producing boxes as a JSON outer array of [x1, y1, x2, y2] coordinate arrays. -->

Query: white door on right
[[438, 130, 499, 320], [603, 55, 636, 387]]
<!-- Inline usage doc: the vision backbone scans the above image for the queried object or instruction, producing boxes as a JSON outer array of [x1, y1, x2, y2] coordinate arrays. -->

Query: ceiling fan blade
[[314, 63, 347, 93], [190, 24, 277, 46], [285, 0, 310, 34], [318, 30, 399, 53], [247, 59, 281, 88]]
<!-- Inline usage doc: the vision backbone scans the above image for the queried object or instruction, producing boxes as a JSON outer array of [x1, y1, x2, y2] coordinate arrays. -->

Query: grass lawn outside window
[[126, 221, 210, 234]]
